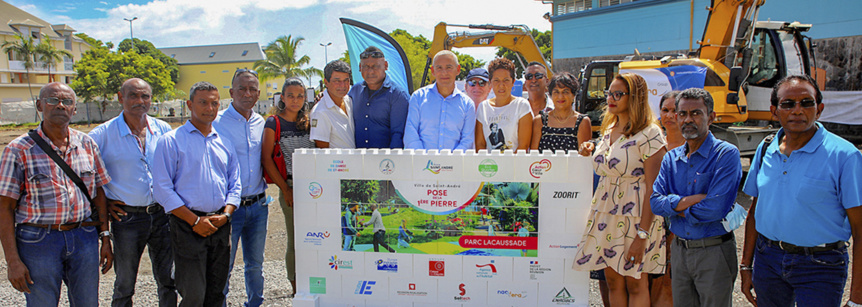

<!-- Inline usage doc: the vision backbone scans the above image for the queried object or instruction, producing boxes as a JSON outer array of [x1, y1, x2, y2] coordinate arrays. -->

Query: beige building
[[0, 0, 91, 103]]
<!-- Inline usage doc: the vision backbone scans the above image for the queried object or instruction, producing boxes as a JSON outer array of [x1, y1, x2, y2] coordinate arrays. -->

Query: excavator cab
[[577, 60, 619, 135]]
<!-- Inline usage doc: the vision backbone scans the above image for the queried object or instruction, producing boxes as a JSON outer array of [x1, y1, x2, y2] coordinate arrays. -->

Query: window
[[748, 30, 780, 88], [209, 52, 216, 57], [223, 70, 229, 73], [598, 0, 635, 8], [556, 0, 592, 15], [200, 71, 206, 74], [242, 50, 248, 56], [64, 35, 72, 50]]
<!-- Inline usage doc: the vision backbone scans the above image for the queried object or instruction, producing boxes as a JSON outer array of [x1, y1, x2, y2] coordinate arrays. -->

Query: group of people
[[0, 43, 857, 307]]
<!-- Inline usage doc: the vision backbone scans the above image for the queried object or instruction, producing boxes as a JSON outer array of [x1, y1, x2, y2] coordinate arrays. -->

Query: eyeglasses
[[42, 97, 75, 106], [604, 90, 629, 101], [778, 98, 817, 110], [359, 50, 385, 59], [525, 73, 545, 80], [466, 79, 488, 87], [232, 68, 258, 82]]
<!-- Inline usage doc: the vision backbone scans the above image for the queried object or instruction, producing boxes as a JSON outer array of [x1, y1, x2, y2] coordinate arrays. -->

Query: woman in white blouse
[[474, 57, 532, 152]]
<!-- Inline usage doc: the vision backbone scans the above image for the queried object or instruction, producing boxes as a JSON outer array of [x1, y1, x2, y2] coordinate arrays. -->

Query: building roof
[[158, 42, 265, 65], [0, 0, 65, 39]]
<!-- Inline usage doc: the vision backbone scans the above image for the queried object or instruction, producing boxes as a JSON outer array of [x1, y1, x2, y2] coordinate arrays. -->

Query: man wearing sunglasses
[[464, 67, 491, 109], [524, 62, 554, 116], [349, 46, 409, 149], [740, 75, 862, 307]]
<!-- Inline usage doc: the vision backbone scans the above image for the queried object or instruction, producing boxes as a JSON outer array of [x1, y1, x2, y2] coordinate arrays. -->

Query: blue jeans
[[223, 197, 268, 307], [16, 224, 99, 307], [343, 235, 354, 251], [111, 208, 176, 307], [753, 235, 849, 307]]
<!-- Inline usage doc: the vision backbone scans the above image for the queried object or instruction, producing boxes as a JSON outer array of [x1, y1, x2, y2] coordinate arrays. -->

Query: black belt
[[118, 203, 163, 215], [190, 207, 225, 216], [676, 232, 733, 249], [240, 193, 266, 206], [759, 234, 847, 254]]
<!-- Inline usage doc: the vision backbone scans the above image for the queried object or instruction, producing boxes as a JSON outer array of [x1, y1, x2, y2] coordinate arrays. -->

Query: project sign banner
[[292, 149, 593, 306]]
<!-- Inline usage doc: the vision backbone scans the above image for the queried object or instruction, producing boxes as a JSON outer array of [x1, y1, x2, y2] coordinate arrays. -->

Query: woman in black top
[[530, 72, 592, 153]]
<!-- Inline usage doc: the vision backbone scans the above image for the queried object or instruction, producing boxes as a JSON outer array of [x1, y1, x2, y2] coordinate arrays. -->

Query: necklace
[[551, 109, 573, 122]]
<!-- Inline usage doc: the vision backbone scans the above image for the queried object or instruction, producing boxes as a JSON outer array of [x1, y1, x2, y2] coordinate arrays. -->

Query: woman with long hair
[[574, 73, 668, 307], [261, 77, 315, 296], [475, 57, 532, 151], [530, 72, 592, 153]]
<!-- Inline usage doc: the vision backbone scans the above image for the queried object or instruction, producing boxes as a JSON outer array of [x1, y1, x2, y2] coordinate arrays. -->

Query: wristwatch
[[847, 301, 862, 307], [636, 227, 649, 239], [98, 230, 112, 239], [223, 212, 232, 222]]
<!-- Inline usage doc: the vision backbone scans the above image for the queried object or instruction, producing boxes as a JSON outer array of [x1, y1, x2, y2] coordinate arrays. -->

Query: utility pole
[[320, 42, 332, 65], [124, 17, 138, 42]]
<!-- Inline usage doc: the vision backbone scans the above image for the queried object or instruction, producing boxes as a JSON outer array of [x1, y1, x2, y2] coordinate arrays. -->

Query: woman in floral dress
[[575, 73, 667, 307]]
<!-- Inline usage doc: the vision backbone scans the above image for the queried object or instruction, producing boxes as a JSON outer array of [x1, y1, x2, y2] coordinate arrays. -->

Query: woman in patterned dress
[[530, 72, 592, 153], [574, 73, 668, 307]]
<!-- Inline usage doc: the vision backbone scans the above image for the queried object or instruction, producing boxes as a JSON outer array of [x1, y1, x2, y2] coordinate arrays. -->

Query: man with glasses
[[89, 78, 177, 306], [311, 60, 355, 148], [404, 50, 475, 150], [213, 69, 268, 306], [651, 87, 742, 307], [0, 82, 113, 306], [740, 75, 862, 307], [524, 61, 553, 116], [349, 46, 409, 149], [464, 67, 491, 109]]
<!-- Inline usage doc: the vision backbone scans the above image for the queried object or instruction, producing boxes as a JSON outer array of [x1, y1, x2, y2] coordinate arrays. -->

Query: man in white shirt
[[310, 60, 355, 148], [524, 61, 554, 116], [362, 204, 395, 253]]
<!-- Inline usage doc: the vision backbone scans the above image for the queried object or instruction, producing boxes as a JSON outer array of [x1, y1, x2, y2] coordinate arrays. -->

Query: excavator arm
[[698, 0, 765, 62]]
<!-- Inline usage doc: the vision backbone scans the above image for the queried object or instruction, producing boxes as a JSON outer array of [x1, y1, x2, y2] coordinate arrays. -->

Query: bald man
[[403, 50, 476, 149]]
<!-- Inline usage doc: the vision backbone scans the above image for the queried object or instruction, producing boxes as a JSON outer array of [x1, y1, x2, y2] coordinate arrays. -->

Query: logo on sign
[[529, 260, 552, 280], [379, 159, 394, 175], [376, 258, 398, 273], [396, 282, 428, 297], [552, 287, 577, 304], [553, 191, 580, 199], [429, 260, 445, 276], [309, 182, 323, 199], [328, 255, 353, 270], [309, 277, 326, 294], [423, 160, 453, 174], [355, 280, 376, 295], [304, 231, 330, 246], [453, 283, 471, 301], [475, 260, 498, 278], [530, 159, 552, 178], [497, 289, 528, 298], [478, 159, 498, 177]]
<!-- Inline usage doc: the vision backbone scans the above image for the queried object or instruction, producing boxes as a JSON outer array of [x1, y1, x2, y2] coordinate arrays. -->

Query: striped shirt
[[0, 126, 111, 224]]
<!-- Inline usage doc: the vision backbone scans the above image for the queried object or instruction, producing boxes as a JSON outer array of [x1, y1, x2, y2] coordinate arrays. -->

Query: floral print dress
[[572, 124, 667, 278]]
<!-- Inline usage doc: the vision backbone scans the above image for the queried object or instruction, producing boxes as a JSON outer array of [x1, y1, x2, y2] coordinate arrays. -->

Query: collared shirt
[[0, 125, 111, 224], [153, 121, 241, 213], [529, 94, 554, 117], [89, 112, 172, 207], [743, 123, 862, 246], [349, 74, 410, 148], [651, 132, 741, 240], [213, 104, 265, 197], [363, 209, 385, 233], [310, 89, 355, 148], [403, 83, 476, 150]]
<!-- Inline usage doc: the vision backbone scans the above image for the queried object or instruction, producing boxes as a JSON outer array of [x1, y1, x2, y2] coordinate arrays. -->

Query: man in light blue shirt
[[404, 50, 475, 150], [212, 69, 268, 307], [153, 81, 241, 307], [89, 78, 177, 307]]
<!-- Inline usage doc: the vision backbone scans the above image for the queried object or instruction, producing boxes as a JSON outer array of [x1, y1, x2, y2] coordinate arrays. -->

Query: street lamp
[[320, 42, 332, 65], [124, 17, 138, 42]]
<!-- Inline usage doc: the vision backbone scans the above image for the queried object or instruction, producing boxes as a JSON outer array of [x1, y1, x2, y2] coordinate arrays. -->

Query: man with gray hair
[[89, 78, 177, 306], [153, 81, 241, 306], [310, 60, 355, 148], [651, 87, 742, 307]]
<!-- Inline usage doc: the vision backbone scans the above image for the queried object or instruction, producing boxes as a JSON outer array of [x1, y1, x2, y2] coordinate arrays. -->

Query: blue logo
[[376, 258, 398, 272], [355, 280, 376, 295]]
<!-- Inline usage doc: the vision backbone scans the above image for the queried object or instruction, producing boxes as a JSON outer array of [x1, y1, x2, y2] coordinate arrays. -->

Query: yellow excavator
[[420, 22, 552, 86]]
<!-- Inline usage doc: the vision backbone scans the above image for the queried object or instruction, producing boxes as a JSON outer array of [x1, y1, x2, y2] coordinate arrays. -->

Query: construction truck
[[575, 0, 854, 155], [421, 22, 552, 87]]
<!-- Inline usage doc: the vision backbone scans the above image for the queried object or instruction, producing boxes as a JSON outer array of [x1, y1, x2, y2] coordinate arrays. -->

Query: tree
[[35, 37, 72, 83], [118, 38, 179, 84], [254, 35, 323, 83], [2, 32, 41, 121], [339, 50, 350, 66], [389, 29, 433, 89], [455, 52, 486, 80], [495, 29, 552, 77], [72, 43, 174, 107]]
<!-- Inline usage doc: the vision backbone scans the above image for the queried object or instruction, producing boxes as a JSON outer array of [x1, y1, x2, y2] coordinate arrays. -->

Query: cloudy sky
[[9, 0, 554, 69]]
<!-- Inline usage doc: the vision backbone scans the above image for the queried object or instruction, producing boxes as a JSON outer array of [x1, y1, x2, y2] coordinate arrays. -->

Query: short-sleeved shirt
[[0, 126, 111, 224], [349, 74, 410, 148], [476, 97, 531, 150], [310, 90, 355, 148], [743, 123, 862, 246], [264, 116, 315, 178]]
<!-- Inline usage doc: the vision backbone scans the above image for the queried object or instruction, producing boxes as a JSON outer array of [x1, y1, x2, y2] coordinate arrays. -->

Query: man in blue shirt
[[651, 88, 741, 307], [89, 78, 176, 307], [153, 81, 241, 307], [349, 46, 410, 148], [740, 75, 862, 307], [212, 69, 268, 307], [403, 50, 476, 150]]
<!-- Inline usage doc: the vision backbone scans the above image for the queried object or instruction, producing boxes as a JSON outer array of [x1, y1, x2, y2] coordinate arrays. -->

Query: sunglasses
[[466, 79, 488, 87], [43, 97, 75, 106], [233, 68, 258, 82], [359, 50, 385, 59], [778, 98, 817, 110], [604, 90, 628, 101], [525, 73, 545, 80]]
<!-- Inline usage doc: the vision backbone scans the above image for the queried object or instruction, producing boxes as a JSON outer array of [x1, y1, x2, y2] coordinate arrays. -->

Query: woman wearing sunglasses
[[475, 57, 532, 152], [574, 73, 668, 307], [530, 72, 592, 153]]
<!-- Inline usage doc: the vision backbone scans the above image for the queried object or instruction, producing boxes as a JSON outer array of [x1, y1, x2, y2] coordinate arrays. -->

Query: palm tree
[[254, 35, 323, 84], [36, 37, 72, 83], [2, 32, 39, 121]]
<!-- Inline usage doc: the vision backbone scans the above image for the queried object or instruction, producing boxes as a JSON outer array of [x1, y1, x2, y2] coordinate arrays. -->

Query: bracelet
[[739, 264, 753, 271], [847, 301, 862, 307], [192, 216, 201, 227]]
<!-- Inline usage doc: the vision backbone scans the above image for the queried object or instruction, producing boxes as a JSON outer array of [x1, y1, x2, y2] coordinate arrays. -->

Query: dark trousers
[[169, 215, 231, 307], [373, 230, 395, 253], [112, 209, 177, 307], [671, 235, 737, 307]]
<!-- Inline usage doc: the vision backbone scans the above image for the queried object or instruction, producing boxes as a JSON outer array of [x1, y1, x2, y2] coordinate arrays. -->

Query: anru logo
[[355, 280, 376, 295], [552, 287, 577, 303], [306, 231, 330, 238]]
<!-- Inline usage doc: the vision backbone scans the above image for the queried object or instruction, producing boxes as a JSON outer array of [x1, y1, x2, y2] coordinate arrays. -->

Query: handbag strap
[[756, 132, 776, 171], [27, 130, 94, 204]]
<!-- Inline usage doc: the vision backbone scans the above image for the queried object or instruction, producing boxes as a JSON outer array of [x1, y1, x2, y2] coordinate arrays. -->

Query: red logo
[[459, 283, 466, 296], [429, 260, 445, 276], [475, 263, 497, 273], [409, 283, 416, 290]]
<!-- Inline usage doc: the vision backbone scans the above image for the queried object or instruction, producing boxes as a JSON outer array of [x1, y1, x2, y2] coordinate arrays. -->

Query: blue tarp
[[340, 18, 413, 93]]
